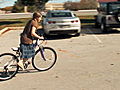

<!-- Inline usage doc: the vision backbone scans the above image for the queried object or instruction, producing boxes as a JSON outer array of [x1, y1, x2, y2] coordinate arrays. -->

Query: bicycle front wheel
[[32, 47, 57, 71], [0, 53, 19, 81]]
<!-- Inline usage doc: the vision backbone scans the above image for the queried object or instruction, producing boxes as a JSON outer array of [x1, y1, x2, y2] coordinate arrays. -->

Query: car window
[[100, 3, 107, 12], [109, 3, 120, 12], [50, 12, 72, 17]]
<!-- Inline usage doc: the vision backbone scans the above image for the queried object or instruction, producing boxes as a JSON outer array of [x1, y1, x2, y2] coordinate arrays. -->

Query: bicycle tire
[[0, 53, 19, 81], [32, 47, 57, 71]]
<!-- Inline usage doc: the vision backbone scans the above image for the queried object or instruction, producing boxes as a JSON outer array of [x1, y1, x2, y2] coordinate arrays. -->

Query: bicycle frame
[[35, 39, 47, 61], [37, 45, 46, 61], [4, 59, 15, 69], [0, 37, 57, 81], [11, 38, 47, 61]]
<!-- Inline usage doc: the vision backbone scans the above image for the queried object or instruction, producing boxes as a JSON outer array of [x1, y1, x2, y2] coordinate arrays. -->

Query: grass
[[78, 15, 95, 25], [0, 15, 95, 30]]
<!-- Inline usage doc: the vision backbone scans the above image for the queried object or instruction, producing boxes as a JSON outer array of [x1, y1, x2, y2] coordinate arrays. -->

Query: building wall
[[45, 3, 65, 10]]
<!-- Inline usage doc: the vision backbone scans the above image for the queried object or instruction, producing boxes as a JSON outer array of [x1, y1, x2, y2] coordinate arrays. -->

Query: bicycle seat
[[11, 47, 20, 52]]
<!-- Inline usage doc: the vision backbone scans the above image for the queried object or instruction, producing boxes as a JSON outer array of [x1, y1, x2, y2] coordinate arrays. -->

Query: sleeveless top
[[20, 19, 39, 44]]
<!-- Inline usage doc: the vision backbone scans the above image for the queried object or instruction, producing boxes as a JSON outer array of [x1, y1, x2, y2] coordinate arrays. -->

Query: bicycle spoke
[[32, 47, 57, 71], [0, 53, 19, 81]]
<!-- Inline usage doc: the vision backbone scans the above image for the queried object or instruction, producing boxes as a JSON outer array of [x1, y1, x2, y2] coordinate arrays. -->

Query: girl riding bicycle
[[18, 12, 44, 70]]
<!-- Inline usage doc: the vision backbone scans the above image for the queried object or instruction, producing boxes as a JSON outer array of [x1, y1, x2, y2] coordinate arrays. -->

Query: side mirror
[[74, 14, 76, 17]]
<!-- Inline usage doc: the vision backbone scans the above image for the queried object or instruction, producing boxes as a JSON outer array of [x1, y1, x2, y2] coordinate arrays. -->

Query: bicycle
[[0, 38, 57, 81]]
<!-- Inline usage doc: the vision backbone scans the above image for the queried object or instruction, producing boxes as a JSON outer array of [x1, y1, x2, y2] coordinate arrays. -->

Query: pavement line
[[0, 27, 9, 36], [87, 28, 103, 44], [0, 27, 24, 37]]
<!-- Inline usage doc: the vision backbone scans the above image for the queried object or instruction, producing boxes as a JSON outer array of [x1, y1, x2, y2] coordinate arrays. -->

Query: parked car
[[95, 1, 120, 32], [42, 10, 81, 36]]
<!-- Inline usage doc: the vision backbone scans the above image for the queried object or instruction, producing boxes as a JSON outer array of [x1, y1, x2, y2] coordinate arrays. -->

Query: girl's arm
[[31, 26, 44, 40]]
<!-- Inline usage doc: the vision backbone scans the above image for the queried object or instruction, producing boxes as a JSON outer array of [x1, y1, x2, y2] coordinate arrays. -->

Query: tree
[[12, 0, 49, 13], [64, 0, 98, 10], [12, 0, 24, 13], [21, 0, 49, 9], [79, 0, 98, 10], [1, 6, 13, 11]]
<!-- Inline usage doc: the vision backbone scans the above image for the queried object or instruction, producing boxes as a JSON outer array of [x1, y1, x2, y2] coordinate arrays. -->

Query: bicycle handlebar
[[37, 37, 47, 46]]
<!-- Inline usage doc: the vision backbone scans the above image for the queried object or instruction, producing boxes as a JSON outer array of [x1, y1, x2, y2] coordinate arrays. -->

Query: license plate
[[59, 25, 70, 28]]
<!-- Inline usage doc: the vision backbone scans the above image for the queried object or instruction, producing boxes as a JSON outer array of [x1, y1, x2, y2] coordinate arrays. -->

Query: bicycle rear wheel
[[0, 53, 19, 81], [32, 47, 57, 71]]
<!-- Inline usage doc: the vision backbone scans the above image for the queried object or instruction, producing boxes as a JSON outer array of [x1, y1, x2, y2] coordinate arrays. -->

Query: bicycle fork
[[38, 46, 46, 61]]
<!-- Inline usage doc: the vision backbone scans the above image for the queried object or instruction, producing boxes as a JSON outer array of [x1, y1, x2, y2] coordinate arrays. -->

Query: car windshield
[[100, 3, 107, 12], [51, 12, 72, 17], [109, 3, 120, 12]]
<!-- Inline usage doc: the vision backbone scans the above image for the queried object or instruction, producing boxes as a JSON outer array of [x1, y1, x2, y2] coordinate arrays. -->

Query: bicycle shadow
[[17, 69, 42, 74], [0, 69, 40, 82]]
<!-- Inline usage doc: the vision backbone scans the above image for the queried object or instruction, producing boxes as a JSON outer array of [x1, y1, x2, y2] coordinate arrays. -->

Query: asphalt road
[[0, 25, 120, 90]]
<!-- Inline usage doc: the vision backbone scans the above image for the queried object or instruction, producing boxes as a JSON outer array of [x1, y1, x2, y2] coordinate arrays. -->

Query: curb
[[0, 27, 24, 37]]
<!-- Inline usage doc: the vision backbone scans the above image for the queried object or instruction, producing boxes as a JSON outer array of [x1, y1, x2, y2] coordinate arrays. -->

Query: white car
[[42, 10, 81, 36]]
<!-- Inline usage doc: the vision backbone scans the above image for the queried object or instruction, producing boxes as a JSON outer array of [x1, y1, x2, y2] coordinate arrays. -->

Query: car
[[95, 1, 120, 32], [42, 10, 81, 36]]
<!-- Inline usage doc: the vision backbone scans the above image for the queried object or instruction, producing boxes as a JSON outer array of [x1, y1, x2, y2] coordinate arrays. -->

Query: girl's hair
[[33, 12, 42, 19]]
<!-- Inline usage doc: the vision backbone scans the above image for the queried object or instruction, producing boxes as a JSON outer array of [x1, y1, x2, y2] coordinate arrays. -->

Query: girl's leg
[[18, 58, 28, 70]]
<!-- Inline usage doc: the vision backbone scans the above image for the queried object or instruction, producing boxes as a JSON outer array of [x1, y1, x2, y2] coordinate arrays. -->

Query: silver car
[[43, 10, 81, 36]]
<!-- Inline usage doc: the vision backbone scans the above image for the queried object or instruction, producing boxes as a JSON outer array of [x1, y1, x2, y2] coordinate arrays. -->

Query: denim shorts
[[20, 44, 36, 59]]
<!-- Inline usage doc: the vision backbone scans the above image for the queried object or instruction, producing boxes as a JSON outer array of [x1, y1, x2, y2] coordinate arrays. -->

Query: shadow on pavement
[[0, 21, 22, 26], [45, 34, 75, 40], [36, 29, 75, 40], [82, 25, 120, 35], [18, 69, 39, 74], [80, 17, 120, 35]]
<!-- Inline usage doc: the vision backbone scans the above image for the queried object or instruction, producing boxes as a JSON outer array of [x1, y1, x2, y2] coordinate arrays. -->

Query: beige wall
[[0, 10, 5, 14], [45, 3, 65, 10]]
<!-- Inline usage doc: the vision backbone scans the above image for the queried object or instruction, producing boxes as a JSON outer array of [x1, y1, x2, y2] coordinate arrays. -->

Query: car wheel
[[74, 33, 80, 37], [100, 22, 108, 33], [115, 12, 120, 23]]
